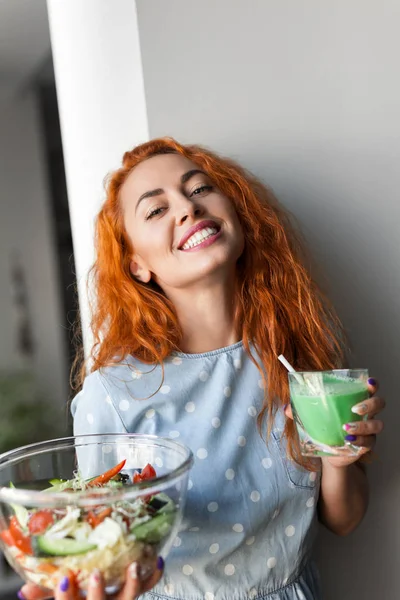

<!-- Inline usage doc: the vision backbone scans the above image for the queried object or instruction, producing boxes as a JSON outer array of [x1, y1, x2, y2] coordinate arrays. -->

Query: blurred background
[[0, 2, 74, 594], [1, 0, 400, 598]]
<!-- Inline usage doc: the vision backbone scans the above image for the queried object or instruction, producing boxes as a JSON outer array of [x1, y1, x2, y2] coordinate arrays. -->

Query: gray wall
[[137, 1, 399, 598]]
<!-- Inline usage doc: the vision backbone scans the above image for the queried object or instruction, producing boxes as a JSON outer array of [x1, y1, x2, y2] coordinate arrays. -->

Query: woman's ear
[[130, 259, 151, 283]]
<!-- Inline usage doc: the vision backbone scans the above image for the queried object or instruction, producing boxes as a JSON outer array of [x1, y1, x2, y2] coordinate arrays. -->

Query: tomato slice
[[0, 528, 16, 546], [141, 464, 157, 480], [28, 510, 54, 535], [133, 471, 143, 484], [9, 517, 32, 555]]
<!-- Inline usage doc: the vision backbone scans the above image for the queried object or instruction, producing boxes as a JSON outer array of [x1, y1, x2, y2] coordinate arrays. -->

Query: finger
[[19, 583, 53, 600], [351, 396, 386, 417], [367, 377, 379, 395], [86, 569, 105, 600], [140, 556, 164, 593], [343, 419, 384, 436], [54, 575, 76, 600], [344, 434, 376, 449], [116, 562, 141, 600]]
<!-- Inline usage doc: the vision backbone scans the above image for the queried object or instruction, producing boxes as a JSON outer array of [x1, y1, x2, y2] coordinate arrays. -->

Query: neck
[[166, 275, 240, 354]]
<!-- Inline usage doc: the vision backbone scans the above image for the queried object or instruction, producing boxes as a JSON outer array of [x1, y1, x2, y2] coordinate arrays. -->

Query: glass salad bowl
[[0, 434, 193, 594]]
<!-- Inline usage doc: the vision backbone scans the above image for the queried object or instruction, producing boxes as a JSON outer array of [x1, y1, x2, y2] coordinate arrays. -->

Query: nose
[[175, 194, 204, 226]]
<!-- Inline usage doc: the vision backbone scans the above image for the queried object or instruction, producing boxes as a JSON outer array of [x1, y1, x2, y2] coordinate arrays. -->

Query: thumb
[[19, 583, 53, 600]]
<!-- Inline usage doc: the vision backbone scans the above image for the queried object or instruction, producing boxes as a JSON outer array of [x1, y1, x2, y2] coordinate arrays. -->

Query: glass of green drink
[[288, 369, 369, 457]]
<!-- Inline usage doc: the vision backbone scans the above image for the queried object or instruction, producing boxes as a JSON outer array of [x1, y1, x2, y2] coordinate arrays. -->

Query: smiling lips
[[179, 220, 221, 251]]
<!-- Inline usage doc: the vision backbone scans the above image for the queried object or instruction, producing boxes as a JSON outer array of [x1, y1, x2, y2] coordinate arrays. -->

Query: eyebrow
[[135, 169, 206, 213]]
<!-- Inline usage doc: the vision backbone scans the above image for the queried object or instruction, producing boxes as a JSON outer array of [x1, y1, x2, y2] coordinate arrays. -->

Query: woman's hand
[[284, 377, 385, 468], [325, 377, 385, 468], [18, 558, 164, 600]]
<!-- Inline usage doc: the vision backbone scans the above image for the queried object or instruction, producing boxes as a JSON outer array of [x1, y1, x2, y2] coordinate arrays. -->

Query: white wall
[[0, 89, 68, 406], [137, 1, 399, 597]]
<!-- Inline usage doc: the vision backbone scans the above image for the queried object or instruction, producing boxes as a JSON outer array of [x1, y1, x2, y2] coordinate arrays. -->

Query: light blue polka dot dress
[[72, 341, 322, 600]]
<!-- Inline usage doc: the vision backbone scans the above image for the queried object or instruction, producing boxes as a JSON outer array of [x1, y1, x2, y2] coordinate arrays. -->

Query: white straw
[[278, 354, 304, 385]]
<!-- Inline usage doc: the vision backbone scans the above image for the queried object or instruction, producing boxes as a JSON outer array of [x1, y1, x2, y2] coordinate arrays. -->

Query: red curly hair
[[80, 137, 345, 467]]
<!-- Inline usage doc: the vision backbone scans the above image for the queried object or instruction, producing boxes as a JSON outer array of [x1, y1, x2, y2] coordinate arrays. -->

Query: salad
[[0, 461, 176, 590]]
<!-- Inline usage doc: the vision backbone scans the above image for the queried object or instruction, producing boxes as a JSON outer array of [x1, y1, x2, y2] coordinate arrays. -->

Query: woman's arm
[[317, 380, 385, 536], [318, 459, 368, 536]]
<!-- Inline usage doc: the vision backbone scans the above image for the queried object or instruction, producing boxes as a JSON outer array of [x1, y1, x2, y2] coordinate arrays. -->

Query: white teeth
[[181, 226, 218, 250]]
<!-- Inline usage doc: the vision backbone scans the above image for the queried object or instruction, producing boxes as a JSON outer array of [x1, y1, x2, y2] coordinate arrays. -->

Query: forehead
[[121, 153, 201, 201]]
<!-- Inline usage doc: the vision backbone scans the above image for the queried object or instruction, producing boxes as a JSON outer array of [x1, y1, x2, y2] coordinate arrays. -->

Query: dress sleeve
[[70, 370, 128, 478]]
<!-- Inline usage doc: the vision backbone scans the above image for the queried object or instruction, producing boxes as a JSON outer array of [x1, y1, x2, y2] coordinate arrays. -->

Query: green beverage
[[288, 369, 369, 457]]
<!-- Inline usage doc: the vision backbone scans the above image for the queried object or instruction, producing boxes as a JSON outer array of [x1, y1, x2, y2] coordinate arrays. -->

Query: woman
[[20, 138, 384, 600]]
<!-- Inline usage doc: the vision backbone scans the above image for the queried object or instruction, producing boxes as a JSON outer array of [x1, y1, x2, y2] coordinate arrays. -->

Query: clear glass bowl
[[0, 434, 193, 594]]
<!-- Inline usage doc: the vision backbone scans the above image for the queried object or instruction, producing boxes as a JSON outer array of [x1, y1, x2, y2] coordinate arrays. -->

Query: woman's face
[[121, 153, 244, 294]]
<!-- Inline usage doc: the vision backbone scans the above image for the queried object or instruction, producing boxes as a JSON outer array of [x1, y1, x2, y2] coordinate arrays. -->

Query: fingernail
[[17, 592, 25, 600], [368, 378, 376, 386], [60, 576, 69, 593], [89, 569, 101, 588], [129, 562, 139, 580], [345, 434, 357, 442], [343, 423, 357, 432], [157, 556, 164, 570], [352, 403, 367, 415]]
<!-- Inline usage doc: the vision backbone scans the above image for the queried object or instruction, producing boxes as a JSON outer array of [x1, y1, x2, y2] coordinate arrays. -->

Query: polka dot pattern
[[197, 448, 208, 459], [209, 543, 219, 554], [224, 386, 232, 397], [172, 357, 182, 365], [232, 523, 243, 532], [285, 525, 296, 537], [164, 583, 174, 595], [262, 457, 273, 469], [205, 593, 215, 600], [248, 406, 257, 417], [258, 379, 265, 389], [169, 430, 180, 438], [182, 564, 193, 575], [237, 436, 246, 447], [105, 395, 112, 405], [145, 408, 155, 419], [306, 497, 315, 508], [249, 589, 257, 599], [246, 536, 255, 545], [211, 417, 221, 428], [188, 526, 199, 532], [250, 490, 260, 502], [185, 402, 195, 413], [224, 564, 235, 576], [173, 536, 181, 547], [234, 358, 242, 369], [207, 502, 218, 512], [309, 471, 317, 483], [160, 385, 170, 394], [118, 399, 130, 412], [199, 371, 209, 382], [131, 370, 142, 379], [225, 468, 235, 480], [267, 557, 277, 568]]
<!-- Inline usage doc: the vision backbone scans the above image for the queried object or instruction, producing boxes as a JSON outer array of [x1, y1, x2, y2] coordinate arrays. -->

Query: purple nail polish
[[60, 576, 69, 592], [345, 434, 357, 442], [368, 378, 376, 386], [17, 591, 25, 600], [157, 556, 164, 570]]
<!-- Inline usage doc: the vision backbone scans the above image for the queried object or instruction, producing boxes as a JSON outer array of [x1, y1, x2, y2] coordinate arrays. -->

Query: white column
[[46, 0, 149, 358]]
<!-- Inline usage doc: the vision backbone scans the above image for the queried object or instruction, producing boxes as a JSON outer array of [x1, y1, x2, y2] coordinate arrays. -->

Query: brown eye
[[146, 206, 165, 220], [191, 185, 213, 197]]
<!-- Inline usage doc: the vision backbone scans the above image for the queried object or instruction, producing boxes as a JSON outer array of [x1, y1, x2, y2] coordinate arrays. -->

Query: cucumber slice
[[149, 493, 175, 514], [130, 512, 174, 543], [33, 536, 97, 557]]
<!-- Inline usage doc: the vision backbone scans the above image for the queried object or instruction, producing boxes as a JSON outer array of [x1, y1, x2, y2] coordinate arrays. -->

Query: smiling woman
[[20, 137, 385, 600]]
